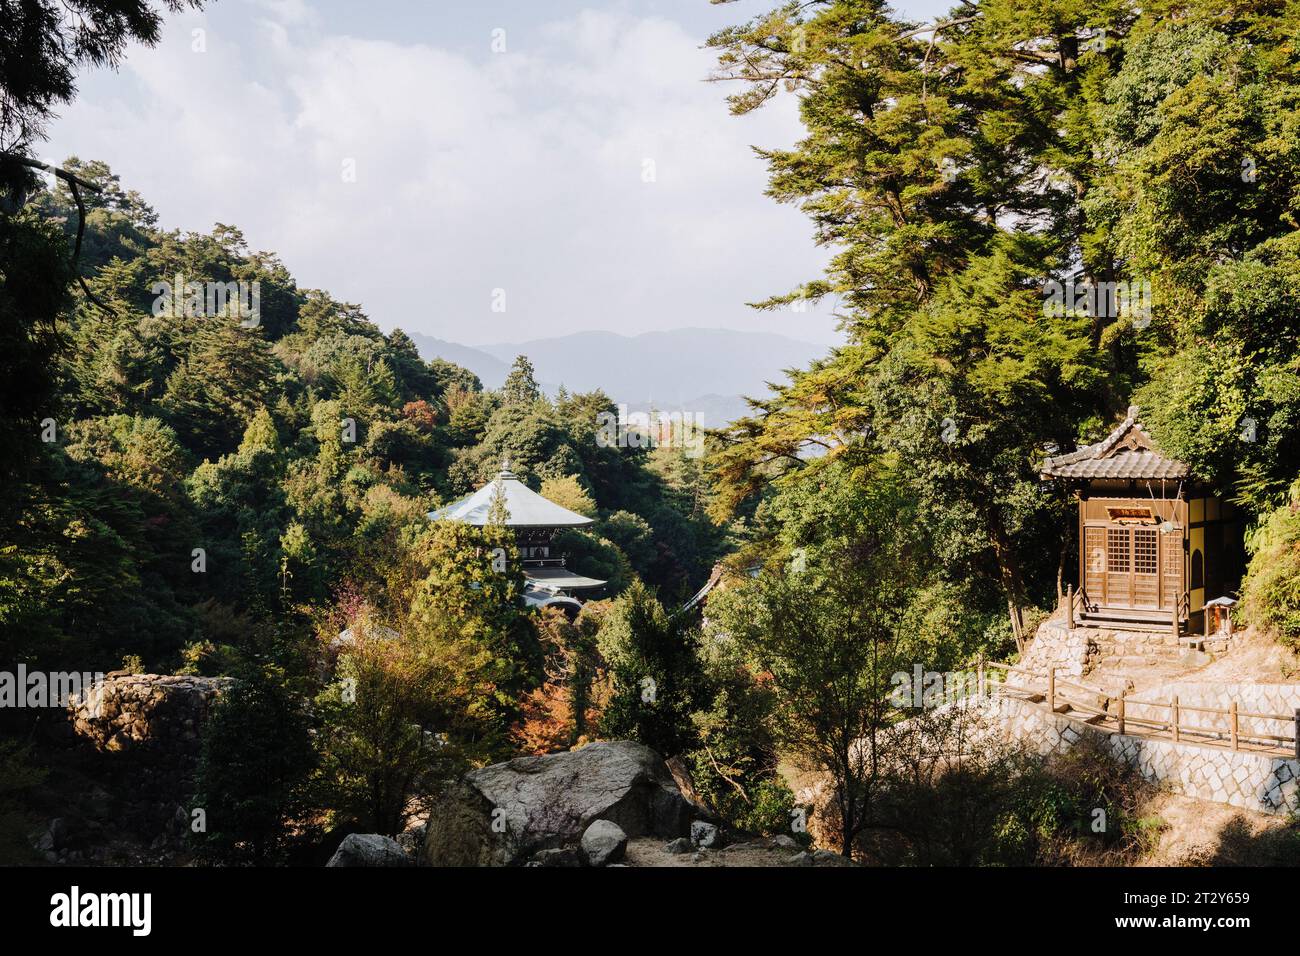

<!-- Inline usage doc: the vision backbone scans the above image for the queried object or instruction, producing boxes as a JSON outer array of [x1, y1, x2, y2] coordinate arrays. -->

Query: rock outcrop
[[421, 740, 704, 866], [326, 833, 412, 867], [67, 674, 234, 760]]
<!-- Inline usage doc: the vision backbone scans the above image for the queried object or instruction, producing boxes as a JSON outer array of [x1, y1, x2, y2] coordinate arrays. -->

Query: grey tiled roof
[[428, 463, 595, 528], [1041, 406, 1191, 480]]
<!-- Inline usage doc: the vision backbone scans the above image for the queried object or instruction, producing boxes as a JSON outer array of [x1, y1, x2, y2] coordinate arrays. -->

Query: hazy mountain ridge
[[407, 328, 828, 427]]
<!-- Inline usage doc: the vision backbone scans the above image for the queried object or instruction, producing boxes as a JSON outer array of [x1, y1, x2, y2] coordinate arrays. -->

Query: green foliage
[[314, 617, 483, 835], [686, 635, 790, 836], [501, 354, 541, 407], [0, 739, 48, 864], [596, 581, 703, 757], [191, 667, 316, 866], [539, 475, 597, 518], [0, 210, 73, 482], [1241, 482, 1300, 649], [705, 0, 1300, 651], [860, 719, 1159, 866]]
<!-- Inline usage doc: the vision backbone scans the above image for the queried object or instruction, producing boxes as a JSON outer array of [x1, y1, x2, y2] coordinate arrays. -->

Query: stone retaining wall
[[1017, 618, 1091, 678], [995, 695, 1300, 815]]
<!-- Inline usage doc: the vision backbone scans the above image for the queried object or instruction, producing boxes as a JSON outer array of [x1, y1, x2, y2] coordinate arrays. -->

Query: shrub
[[191, 666, 316, 865], [1241, 482, 1300, 649]]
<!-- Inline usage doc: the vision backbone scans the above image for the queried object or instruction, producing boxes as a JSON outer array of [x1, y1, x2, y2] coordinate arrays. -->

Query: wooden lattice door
[[1132, 529, 1159, 608], [1160, 532, 1183, 612]]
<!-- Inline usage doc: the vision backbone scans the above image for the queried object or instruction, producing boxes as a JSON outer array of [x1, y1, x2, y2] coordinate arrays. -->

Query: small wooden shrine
[[1041, 406, 1246, 635]]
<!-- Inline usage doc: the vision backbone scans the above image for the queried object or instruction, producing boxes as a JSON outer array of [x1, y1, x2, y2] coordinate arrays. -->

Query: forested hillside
[[4, 0, 1300, 869], [0, 147, 731, 857], [3, 156, 725, 674]]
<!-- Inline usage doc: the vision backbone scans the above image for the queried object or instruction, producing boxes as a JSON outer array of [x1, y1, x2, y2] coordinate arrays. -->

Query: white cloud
[[48, 3, 840, 346]]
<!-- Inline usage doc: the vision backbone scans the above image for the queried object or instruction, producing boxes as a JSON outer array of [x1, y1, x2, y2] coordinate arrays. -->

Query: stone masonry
[[994, 694, 1300, 815]]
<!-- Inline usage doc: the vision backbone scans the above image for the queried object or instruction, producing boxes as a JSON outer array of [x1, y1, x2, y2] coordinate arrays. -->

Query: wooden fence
[[976, 658, 1300, 759]]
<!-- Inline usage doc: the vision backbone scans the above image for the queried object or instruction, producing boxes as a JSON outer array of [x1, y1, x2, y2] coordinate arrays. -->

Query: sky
[[46, 0, 954, 347]]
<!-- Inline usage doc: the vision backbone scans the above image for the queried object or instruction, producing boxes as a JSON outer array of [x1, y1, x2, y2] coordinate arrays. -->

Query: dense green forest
[[4, 0, 1300, 865]]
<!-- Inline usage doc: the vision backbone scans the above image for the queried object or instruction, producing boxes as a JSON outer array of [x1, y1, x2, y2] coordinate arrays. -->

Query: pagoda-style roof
[[429, 462, 596, 528], [1041, 406, 1191, 481], [523, 567, 607, 591]]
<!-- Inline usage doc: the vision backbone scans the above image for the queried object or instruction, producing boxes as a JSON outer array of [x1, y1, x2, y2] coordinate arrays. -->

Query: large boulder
[[326, 833, 411, 867], [421, 740, 701, 866]]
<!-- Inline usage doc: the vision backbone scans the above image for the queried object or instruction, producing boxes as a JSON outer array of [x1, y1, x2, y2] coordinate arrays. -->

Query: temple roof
[[429, 462, 596, 528], [1041, 406, 1191, 481], [524, 567, 607, 590]]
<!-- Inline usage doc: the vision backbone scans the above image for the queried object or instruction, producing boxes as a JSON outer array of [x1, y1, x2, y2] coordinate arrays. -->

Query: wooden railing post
[[976, 652, 985, 703], [1047, 667, 1056, 712], [1116, 692, 1126, 735], [1171, 605, 1179, 641], [1294, 709, 1299, 761], [1067, 584, 1074, 629], [1230, 700, 1239, 752], [1171, 695, 1180, 742]]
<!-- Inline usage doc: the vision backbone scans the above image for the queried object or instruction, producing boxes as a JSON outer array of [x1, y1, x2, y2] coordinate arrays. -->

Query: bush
[[191, 666, 316, 865], [595, 582, 702, 757], [858, 715, 1160, 866], [1241, 482, 1300, 649], [0, 739, 47, 864], [314, 617, 485, 835]]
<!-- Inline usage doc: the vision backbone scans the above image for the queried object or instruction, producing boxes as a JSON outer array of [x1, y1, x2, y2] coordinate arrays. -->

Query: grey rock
[[771, 835, 799, 849], [396, 823, 427, 857], [690, 820, 720, 848], [421, 740, 696, 866], [531, 847, 583, 867], [786, 851, 814, 867], [326, 833, 412, 867], [664, 837, 693, 854], [48, 818, 70, 850], [812, 849, 855, 866], [580, 820, 628, 867]]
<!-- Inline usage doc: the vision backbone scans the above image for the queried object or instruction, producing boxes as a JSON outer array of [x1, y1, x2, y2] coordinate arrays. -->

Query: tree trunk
[[990, 526, 1027, 653]]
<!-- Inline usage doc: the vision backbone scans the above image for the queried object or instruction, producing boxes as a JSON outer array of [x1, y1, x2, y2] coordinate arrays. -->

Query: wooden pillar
[[1047, 667, 1056, 712], [1171, 605, 1179, 641], [976, 653, 985, 702], [1230, 700, 1239, 752], [1067, 584, 1075, 629], [1294, 709, 1299, 761], [1171, 696, 1180, 742], [1116, 692, 1126, 736]]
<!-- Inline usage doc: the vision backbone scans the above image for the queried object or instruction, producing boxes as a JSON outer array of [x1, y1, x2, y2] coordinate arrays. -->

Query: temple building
[[1041, 406, 1246, 636], [429, 461, 606, 617]]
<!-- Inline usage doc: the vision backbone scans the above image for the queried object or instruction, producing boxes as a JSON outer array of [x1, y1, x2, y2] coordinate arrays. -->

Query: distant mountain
[[404, 334, 513, 389], [408, 328, 829, 428]]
